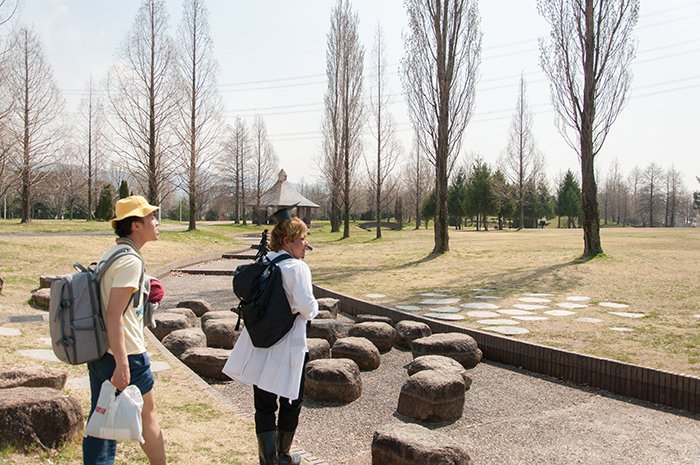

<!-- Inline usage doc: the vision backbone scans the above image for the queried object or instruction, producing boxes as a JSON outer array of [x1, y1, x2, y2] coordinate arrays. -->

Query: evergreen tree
[[465, 160, 496, 230], [492, 170, 516, 229], [95, 184, 114, 221], [448, 168, 468, 229], [119, 180, 130, 199], [421, 190, 436, 230], [557, 170, 582, 228]]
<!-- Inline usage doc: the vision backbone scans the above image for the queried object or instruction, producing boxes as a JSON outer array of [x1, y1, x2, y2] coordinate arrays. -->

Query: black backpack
[[233, 253, 296, 348]]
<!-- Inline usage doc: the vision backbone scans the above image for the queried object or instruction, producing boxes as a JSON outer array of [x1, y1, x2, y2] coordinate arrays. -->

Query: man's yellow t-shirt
[[99, 247, 147, 355]]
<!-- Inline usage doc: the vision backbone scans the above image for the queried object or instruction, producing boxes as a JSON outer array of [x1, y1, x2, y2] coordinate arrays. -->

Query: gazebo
[[251, 169, 319, 225]]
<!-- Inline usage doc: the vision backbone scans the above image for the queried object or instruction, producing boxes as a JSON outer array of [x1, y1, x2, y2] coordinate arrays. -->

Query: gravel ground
[[160, 263, 700, 465]]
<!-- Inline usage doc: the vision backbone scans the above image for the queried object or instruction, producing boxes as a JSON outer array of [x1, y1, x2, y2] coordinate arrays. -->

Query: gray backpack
[[49, 245, 144, 365]]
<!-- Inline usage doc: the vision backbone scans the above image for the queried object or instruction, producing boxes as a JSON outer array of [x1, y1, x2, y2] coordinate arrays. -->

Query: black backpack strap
[[270, 253, 293, 265]]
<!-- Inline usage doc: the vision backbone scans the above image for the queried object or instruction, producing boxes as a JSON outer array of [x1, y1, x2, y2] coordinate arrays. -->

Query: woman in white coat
[[223, 215, 318, 465]]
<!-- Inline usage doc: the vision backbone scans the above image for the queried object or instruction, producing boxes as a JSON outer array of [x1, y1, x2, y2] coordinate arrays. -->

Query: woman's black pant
[[253, 354, 308, 434]]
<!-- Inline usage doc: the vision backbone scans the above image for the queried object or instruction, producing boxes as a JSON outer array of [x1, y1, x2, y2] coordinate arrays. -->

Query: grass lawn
[[0, 218, 698, 464]]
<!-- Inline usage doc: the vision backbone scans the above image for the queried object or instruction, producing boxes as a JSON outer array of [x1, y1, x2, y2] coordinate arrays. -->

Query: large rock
[[305, 358, 362, 403], [161, 328, 207, 358], [307, 319, 346, 346], [331, 337, 380, 371], [356, 314, 394, 326], [39, 275, 60, 289], [202, 319, 241, 350], [151, 313, 192, 341], [164, 307, 197, 327], [0, 363, 68, 390], [31, 288, 51, 309], [411, 333, 482, 369], [0, 387, 83, 450], [394, 320, 432, 349], [348, 322, 396, 353], [307, 338, 331, 361], [201, 310, 237, 327], [407, 355, 472, 390], [176, 299, 214, 317], [316, 298, 340, 319], [372, 423, 472, 465], [397, 370, 465, 422], [180, 347, 230, 381]]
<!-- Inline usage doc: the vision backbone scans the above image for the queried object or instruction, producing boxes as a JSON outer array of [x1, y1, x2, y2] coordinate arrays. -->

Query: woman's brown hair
[[269, 217, 307, 251]]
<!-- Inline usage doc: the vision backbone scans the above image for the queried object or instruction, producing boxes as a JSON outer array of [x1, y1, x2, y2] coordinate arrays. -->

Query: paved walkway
[[158, 257, 700, 465]]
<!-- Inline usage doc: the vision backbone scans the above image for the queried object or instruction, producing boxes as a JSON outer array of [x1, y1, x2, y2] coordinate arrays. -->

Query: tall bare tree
[[77, 76, 105, 220], [5, 27, 65, 223], [251, 115, 278, 221], [322, 0, 365, 238], [175, 0, 222, 231], [539, 0, 639, 256], [221, 117, 250, 224], [664, 166, 683, 227], [500, 74, 542, 229], [402, 0, 482, 253], [106, 0, 178, 206], [404, 130, 431, 230], [367, 24, 401, 239], [639, 162, 663, 227]]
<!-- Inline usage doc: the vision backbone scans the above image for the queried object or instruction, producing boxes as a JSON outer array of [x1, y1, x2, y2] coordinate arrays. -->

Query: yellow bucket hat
[[111, 195, 159, 228]]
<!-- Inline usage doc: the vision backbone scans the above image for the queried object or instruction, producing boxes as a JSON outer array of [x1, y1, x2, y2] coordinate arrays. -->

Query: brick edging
[[313, 285, 700, 415]]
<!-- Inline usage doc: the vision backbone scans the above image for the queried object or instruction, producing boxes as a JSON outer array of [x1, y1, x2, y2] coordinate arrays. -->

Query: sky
[[8, 0, 700, 192]]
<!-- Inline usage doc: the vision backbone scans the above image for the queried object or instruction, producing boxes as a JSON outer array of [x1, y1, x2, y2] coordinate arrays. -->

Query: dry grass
[[305, 225, 700, 376], [0, 223, 260, 465], [1, 221, 699, 464]]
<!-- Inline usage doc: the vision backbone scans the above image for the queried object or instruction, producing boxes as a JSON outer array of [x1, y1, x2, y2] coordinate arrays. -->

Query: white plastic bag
[[85, 380, 144, 443]]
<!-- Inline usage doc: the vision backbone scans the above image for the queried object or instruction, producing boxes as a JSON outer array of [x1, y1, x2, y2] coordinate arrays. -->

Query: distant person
[[223, 209, 318, 465], [83, 195, 166, 465]]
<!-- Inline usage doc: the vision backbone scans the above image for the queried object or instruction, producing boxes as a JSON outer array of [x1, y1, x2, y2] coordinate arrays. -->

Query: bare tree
[[404, 130, 432, 230], [175, 0, 223, 230], [322, 0, 365, 238], [221, 117, 250, 224], [500, 73, 543, 230], [638, 162, 663, 227], [539, 0, 639, 256], [664, 166, 683, 227], [5, 27, 65, 223], [251, 115, 278, 221], [106, 0, 178, 206], [367, 24, 401, 239], [402, 0, 482, 253], [77, 76, 106, 220]]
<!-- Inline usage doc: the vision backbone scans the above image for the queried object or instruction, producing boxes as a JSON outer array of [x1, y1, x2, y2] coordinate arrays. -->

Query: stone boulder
[[164, 307, 197, 327], [307, 319, 346, 346], [356, 314, 394, 326], [151, 313, 192, 341], [176, 299, 213, 317], [201, 310, 237, 327], [348, 322, 396, 353], [31, 288, 51, 309], [372, 423, 472, 465], [316, 298, 340, 319], [305, 358, 362, 403], [397, 370, 465, 422], [202, 319, 241, 350], [0, 363, 67, 390], [307, 338, 331, 361], [331, 337, 380, 371], [181, 347, 230, 381], [161, 328, 207, 358], [411, 333, 482, 369], [0, 387, 83, 450], [394, 321, 432, 349], [407, 355, 472, 390], [39, 275, 60, 289]]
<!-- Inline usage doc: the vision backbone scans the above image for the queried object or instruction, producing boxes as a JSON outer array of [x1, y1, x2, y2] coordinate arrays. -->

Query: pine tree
[[95, 184, 115, 221], [119, 180, 130, 199]]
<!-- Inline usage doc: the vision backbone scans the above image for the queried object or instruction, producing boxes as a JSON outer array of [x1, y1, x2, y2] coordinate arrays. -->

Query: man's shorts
[[87, 352, 155, 413]]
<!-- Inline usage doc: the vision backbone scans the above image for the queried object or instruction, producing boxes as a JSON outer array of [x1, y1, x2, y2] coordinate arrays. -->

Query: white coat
[[222, 251, 319, 400]]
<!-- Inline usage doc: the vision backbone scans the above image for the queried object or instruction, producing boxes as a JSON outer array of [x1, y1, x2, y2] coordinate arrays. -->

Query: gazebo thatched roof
[[254, 169, 319, 209]]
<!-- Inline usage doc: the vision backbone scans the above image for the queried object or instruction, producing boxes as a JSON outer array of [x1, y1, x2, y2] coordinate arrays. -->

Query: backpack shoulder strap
[[270, 253, 293, 265], [96, 245, 146, 308]]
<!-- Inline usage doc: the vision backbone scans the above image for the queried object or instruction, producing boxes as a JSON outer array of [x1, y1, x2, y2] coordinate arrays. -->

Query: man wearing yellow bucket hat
[[84, 195, 166, 465]]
